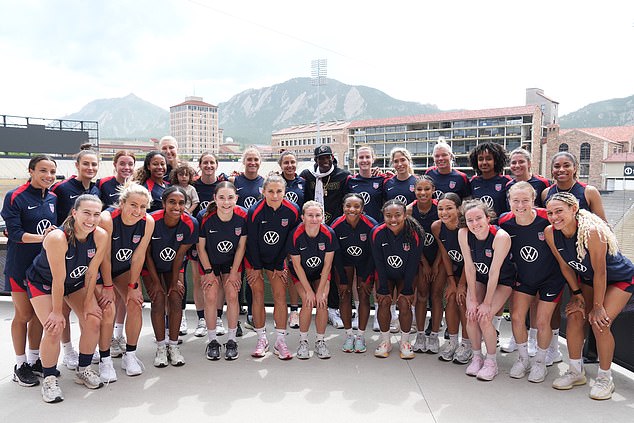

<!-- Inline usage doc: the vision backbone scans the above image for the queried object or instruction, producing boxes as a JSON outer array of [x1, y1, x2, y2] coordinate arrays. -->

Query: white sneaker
[[216, 317, 226, 336], [288, 311, 300, 329], [154, 345, 169, 368], [527, 336, 537, 357], [426, 335, 440, 354], [41, 376, 63, 403], [167, 344, 186, 366], [327, 308, 344, 329], [545, 343, 563, 366], [75, 366, 103, 389], [121, 352, 145, 376], [438, 339, 458, 362], [374, 340, 392, 358], [179, 314, 188, 336], [412, 332, 427, 353], [400, 342, 415, 359], [509, 356, 531, 379], [63, 349, 79, 370], [110, 336, 125, 358], [194, 318, 208, 337], [590, 375, 615, 400], [552, 368, 587, 390], [453, 343, 473, 365], [528, 360, 548, 383], [98, 356, 117, 383], [502, 336, 518, 353]]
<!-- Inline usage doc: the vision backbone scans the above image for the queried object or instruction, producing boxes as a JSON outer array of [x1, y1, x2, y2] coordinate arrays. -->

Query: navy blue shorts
[[26, 278, 84, 298], [514, 275, 566, 302], [3, 276, 26, 293]]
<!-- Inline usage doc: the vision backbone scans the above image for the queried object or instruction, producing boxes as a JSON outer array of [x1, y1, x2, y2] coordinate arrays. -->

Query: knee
[[397, 294, 413, 311], [566, 311, 585, 328], [14, 308, 35, 325], [102, 303, 116, 324], [511, 312, 525, 328], [338, 285, 351, 301], [84, 314, 101, 334], [224, 288, 238, 304]]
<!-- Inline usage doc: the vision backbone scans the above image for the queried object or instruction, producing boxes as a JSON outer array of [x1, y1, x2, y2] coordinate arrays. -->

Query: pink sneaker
[[251, 337, 269, 358], [476, 358, 499, 381], [273, 339, 293, 360], [465, 354, 484, 377]]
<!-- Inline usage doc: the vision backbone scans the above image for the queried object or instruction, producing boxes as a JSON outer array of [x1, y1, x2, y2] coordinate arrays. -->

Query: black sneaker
[[206, 340, 221, 361], [239, 306, 247, 315], [13, 363, 39, 387], [225, 340, 239, 361], [31, 359, 43, 377], [236, 321, 243, 338]]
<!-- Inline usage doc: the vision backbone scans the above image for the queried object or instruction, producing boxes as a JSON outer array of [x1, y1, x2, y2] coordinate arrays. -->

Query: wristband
[[204, 268, 213, 275], [103, 285, 114, 289], [128, 282, 139, 289], [571, 288, 582, 296]]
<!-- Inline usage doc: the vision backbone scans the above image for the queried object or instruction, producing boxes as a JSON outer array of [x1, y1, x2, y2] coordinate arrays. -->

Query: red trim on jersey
[[10, 182, 30, 205], [488, 224, 498, 236], [613, 279, 634, 291], [372, 223, 387, 242], [535, 208, 549, 220], [281, 199, 299, 219], [51, 175, 77, 193], [152, 209, 165, 222], [498, 212, 515, 225], [110, 208, 122, 219], [98, 175, 116, 189], [533, 174, 551, 188], [292, 223, 306, 245], [319, 224, 332, 242], [146, 179, 155, 192], [330, 215, 346, 230], [181, 213, 195, 233], [250, 200, 266, 223], [359, 214, 375, 228], [234, 206, 248, 219]]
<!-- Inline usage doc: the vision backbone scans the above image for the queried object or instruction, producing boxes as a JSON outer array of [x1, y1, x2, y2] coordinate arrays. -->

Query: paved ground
[[1, 298, 633, 422]]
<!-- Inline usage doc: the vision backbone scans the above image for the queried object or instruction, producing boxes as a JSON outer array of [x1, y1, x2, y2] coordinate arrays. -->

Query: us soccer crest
[[495, 184, 502, 191], [235, 227, 242, 236], [409, 185, 414, 192], [403, 243, 410, 251], [176, 233, 184, 242], [281, 219, 288, 227], [49, 204, 55, 213], [87, 248, 95, 258], [538, 232, 545, 241], [449, 181, 456, 189], [318, 243, 325, 251], [485, 249, 492, 258], [373, 182, 379, 189], [132, 235, 141, 244], [360, 233, 367, 241]]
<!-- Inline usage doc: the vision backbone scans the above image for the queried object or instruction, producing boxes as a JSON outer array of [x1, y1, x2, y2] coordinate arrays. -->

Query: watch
[[571, 288, 582, 296], [204, 268, 213, 275], [128, 282, 139, 289]]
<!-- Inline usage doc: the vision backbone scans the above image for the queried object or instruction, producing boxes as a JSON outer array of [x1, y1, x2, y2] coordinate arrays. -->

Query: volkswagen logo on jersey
[[347, 246, 362, 257], [217, 241, 233, 253], [116, 248, 133, 262], [475, 262, 489, 274], [70, 266, 88, 279], [200, 201, 210, 210], [263, 231, 279, 245], [244, 197, 257, 209], [285, 192, 298, 203], [448, 250, 463, 262], [480, 196, 494, 209], [519, 246, 539, 262], [424, 233, 435, 247], [176, 233, 183, 242], [387, 255, 403, 268], [567, 261, 587, 273], [306, 256, 321, 268], [359, 191, 370, 205], [395, 195, 407, 204], [36, 219, 52, 235], [433, 190, 444, 200], [160, 247, 177, 262]]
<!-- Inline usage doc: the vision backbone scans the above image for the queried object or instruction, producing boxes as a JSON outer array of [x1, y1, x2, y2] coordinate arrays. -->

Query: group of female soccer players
[[2, 135, 632, 403]]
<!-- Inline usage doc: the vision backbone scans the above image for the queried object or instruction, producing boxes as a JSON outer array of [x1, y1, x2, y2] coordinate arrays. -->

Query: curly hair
[[469, 142, 508, 175]]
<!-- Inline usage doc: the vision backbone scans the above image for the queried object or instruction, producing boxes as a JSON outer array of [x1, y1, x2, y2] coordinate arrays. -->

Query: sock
[[27, 349, 39, 365], [346, 328, 353, 336], [493, 316, 502, 331], [380, 331, 390, 343], [290, 305, 299, 312], [449, 334, 459, 343], [114, 323, 124, 338], [126, 344, 137, 352], [16, 354, 27, 367], [528, 328, 538, 341], [462, 338, 472, 348], [227, 328, 237, 341], [276, 328, 285, 342], [550, 329, 560, 348], [597, 368, 612, 379], [390, 304, 397, 318], [197, 309, 205, 319], [357, 329, 365, 338], [62, 342, 74, 356], [473, 349, 482, 357], [255, 327, 266, 339], [207, 331, 217, 342], [78, 353, 92, 368], [535, 347, 547, 363], [430, 331, 438, 339], [157, 340, 167, 347], [217, 309, 223, 318], [316, 333, 325, 341], [99, 349, 110, 359], [486, 353, 497, 362], [300, 332, 308, 342], [569, 358, 583, 374], [517, 342, 529, 359], [168, 339, 179, 346], [401, 331, 410, 344], [354, 301, 360, 311], [43, 366, 58, 378]]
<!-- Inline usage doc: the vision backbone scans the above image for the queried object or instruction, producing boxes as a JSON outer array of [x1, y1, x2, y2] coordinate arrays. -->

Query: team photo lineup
[[2, 135, 633, 404]]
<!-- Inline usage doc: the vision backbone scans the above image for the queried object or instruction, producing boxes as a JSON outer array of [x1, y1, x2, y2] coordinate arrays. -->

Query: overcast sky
[[1, 0, 633, 119]]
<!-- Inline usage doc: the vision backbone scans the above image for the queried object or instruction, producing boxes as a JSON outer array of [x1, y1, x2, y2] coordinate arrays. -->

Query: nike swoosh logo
[[546, 293, 556, 297], [557, 248, 564, 251], [236, 187, 244, 191], [209, 230, 218, 234], [261, 221, 267, 224], [387, 187, 395, 191], [109, 193, 118, 197], [339, 236, 348, 240], [70, 195, 80, 199], [300, 247, 307, 250], [473, 187, 481, 190], [350, 185, 358, 189], [509, 235, 516, 238], [382, 243, 388, 246], [28, 205, 38, 210], [65, 255, 75, 259], [152, 236, 161, 240], [112, 236, 120, 240]]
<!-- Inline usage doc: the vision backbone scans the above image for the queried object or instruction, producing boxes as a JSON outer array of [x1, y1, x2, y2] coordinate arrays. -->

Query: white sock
[[16, 354, 27, 367], [493, 316, 502, 331], [62, 342, 74, 355], [276, 329, 285, 342], [569, 358, 583, 374], [597, 368, 612, 379], [449, 334, 459, 343], [300, 332, 308, 342], [535, 347, 547, 363], [517, 342, 529, 359], [380, 331, 390, 343], [462, 338, 472, 348], [227, 328, 237, 341], [114, 323, 124, 338], [168, 340, 178, 346], [207, 331, 217, 342], [401, 331, 410, 344], [357, 329, 365, 338], [157, 340, 167, 347], [27, 349, 39, 365], [550, 329, 560, 348], [316, 333, 325, 341], [430, 331, 438, 339], [528, 328, 538, 341], [346, 328, 353, 336], [486, 353, 497, 362], [255, 327, 266, 339]]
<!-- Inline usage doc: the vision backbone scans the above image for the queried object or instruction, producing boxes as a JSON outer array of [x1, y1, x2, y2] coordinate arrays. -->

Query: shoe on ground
[[288, 311, 300, 329], [216, 317, 226, 336], [236, 321, 243, 337], [194, 318, 208, 337], [121, 352, 145, 376], [41, 376, 63, 403], [110, 336, 125, 358], [453, 343, 473, 365], [206, 340, 222, 361], [63, 349, 79, 370], [528, 360, 548, 383], [342, 335, 355, 353], [98, 356, 117, 383], [75, 367, 103, 389], [274, 338, 293, 360], [426, 335, 440, 354], [546, 344, 563, 366], [251, 337, 269, 358], [327, 308, 344, 329], [509, 356, 531, 379], [412, 332, 427, 353], [466, 354, 484, 376], [244, 316, 255, 331], [13, 363, 39, 387], [179, 314, 188, 336], [167, 344, 186, 366], [31, 359, 44, 378], [438, 340, 458, 362], [552, 368, 587, 390], [354, 336, 367, 353], [225, 340, 239, 360], [589, 375, 615, 400], [476, 358, 498, 381], [154, 345, 169, 368], [297, 339, 310, 359], [374, 341, 392, 358], [315, 340, 331, 359], [400, 342, 415, 359], [502, 336, 518, 353]]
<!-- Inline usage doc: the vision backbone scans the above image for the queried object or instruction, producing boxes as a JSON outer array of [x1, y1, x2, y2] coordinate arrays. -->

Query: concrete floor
[[0, 298, 633, 422]]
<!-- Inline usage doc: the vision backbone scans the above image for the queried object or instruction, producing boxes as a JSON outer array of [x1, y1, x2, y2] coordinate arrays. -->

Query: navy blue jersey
[[26, 229, 97, 289], [51, 176, 100, 226], [234, 174, 264, 210], [1, 182, 57, 282], [288, 223, 338, 281], [425, 167, 471, 200], [143, 179, 169, 213], [470, 174, 512, 218], [384, 175, 417, 205], [246, 199, 300, 270], [466, 225, 515, 286], [553, 229, 634, 284], [98, 176, 121, 208], [148, 210, 198, 273], [506, 175, 550, 208], [544, 182, 590, 211], [193, 173, 228, 212], [499, 209, 562, 285], [438, 222, 464, 278], [198, 206, 248, 268], [283, 175, 306, 209], [346, 174, 387, 222], [330, 214, 377, 281], [108, 208, 148, 277], [371, 223, 423, 295], [409, 199, 439, 264]]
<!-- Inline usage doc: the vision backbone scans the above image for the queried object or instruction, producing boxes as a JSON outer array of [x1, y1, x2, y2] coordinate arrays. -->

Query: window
[[580, 143, 591, 161], [558, 143, 569, 152]]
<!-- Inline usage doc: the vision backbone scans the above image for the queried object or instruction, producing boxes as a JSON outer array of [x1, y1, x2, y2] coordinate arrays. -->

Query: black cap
[[314, 145, 333, 157]]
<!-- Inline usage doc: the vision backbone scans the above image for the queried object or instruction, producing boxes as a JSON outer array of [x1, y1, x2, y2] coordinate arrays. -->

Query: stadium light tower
[[311, 59, 327, 148]]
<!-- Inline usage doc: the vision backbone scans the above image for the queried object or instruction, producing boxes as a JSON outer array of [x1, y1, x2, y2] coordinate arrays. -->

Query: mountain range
[[559, 94, 634, 128]]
